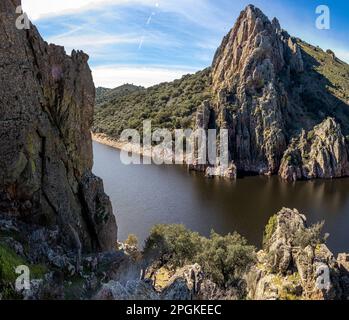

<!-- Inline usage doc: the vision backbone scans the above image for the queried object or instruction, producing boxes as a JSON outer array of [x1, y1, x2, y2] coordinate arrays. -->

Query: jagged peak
[[272, 17, 281, 30], [241, 4, 269, 21], [212, 6, 279, 67], [211, 4, 305, 97]]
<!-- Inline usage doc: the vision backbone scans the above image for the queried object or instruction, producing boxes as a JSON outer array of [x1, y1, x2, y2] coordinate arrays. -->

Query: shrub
[[144, 224, 203, 268], [198, 231, 256, 287], [293, 221, 325, 248], [125, 234, 139, 248], [263, 215, 278, 247], [144, 225, 256, 288]]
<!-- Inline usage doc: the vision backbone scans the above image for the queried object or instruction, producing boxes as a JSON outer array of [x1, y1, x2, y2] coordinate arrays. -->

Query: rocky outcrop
[[248, 208, 349, 300], [208, 5, 305, 175], [95, 263, 235, 300], [0, 0, 117, 258], [279, 118, 349, 181], [95, 280, 159, 300], [91, 207, 349, 301], [205, 163, 237, 179]]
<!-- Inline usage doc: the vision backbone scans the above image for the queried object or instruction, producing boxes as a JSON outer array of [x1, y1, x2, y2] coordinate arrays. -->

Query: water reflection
[[93, 141, 349, 254]]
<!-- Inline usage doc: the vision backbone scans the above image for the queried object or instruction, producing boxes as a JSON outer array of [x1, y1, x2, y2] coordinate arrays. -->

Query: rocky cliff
[[279, 118, 349, 181], [210, 6, 301, 174], [0, 0, 117, 261], [206, 5, 349, 178]]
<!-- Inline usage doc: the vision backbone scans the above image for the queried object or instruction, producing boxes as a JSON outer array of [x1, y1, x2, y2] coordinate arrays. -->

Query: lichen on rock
[[279, 118, 349, 181], [0, 0, 117, 256]]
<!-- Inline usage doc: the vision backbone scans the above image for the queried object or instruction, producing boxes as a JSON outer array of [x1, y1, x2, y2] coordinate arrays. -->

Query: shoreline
[[92, 132, 236, 179], [92, 132, 178, 161], [92, 132, 130, 152]]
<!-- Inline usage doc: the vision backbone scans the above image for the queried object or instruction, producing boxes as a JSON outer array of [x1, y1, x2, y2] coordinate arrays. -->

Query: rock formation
[[247, 208, 349, 300], [0, 0, 117, 261], [188, 5, 349, 180], [208, 5, 304, 175], [279, 118, 349, 181]]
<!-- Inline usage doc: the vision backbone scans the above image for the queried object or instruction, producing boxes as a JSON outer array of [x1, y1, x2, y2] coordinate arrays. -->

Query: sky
[[22, 0, 349, 88]]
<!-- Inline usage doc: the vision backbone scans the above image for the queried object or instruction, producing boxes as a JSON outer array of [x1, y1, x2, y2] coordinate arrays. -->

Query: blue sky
[[22, 0, 349, 88]]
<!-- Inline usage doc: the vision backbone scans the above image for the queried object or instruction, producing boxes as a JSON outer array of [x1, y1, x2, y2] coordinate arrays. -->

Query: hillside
[[93, 68, 212, 137], [96, 84, 144, 106]]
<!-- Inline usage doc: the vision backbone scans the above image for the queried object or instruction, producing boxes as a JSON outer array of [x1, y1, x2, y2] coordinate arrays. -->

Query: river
[[93, 141, 349, 254]]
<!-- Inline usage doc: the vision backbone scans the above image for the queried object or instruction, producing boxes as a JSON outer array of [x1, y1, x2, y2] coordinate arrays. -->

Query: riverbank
[[92, 132, 135, 152], [92, 132, 186, 164], [92, 132, 158, 160]]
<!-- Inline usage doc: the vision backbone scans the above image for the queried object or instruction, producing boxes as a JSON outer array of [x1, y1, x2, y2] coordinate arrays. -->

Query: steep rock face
[[188, 100, 237, 179], [0, 0, 117, 253], [210, 5, 305, 175], [279, 118, 349, 181]]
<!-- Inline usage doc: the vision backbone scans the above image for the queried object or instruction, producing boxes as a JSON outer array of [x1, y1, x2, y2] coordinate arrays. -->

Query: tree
[[125, 234, 139, 248], [198, 231, 256, 287]]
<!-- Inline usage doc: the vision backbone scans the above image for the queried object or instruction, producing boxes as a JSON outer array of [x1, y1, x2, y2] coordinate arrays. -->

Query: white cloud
[[45, 25, 181, 56], [22, 0, 158, 21], [46, 33, 141, 53], [22, 0, 227, 30], [22, 0, 113, 20], [335, 50, 349, 64], [91, 65, 198, 88]]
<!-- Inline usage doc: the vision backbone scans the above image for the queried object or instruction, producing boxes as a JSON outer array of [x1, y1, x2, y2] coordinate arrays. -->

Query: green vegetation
[[300, 42, 349, 102], [125, 234, 139, 247], [293, 221, 325, 248], [297, 40, 349, 134], [96, 84, 144, 106], [263, 215, 278, 247], [93, 69, 212, 138], [0, 244, 26, 283], [144, 224, 256, 287], [272, 273, 302, 300], [307, 130, 315, 141], [0, 243, 48, 292], [0, 243, 48, 299]]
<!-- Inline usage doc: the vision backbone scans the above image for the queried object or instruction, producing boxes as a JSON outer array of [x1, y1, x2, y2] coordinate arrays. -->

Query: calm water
[[93, 141, 349, 254]]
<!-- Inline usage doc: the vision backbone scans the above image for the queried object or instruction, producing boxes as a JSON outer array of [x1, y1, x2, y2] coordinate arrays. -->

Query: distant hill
[[93, 69, 211, 137], [95, 84, 144, 106]]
